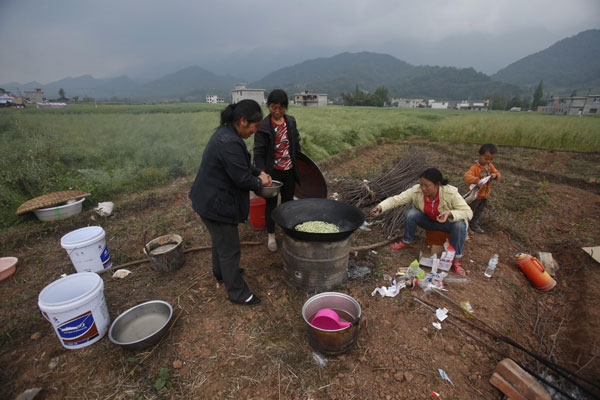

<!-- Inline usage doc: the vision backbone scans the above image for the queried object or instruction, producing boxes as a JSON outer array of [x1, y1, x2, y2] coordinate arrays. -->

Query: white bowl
[[33, 198, 85, 221]]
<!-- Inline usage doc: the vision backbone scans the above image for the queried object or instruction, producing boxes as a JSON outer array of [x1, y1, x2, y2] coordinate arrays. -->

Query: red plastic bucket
[[249, 197, 266, 230]]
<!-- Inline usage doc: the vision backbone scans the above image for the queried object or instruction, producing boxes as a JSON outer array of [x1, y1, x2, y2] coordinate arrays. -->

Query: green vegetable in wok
[[295, 221, 340, 233]]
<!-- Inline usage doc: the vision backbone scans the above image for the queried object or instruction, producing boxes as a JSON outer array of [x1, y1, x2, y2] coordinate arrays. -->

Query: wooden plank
[[490, 372, 528, 400], [496, 359, 551, 400]]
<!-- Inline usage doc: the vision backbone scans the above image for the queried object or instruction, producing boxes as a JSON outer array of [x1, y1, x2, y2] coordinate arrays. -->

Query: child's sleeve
[[464, 165, 480, 185]]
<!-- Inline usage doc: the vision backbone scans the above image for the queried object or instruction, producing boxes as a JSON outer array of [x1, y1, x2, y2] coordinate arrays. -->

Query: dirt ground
[[1, 138, 599, 399]]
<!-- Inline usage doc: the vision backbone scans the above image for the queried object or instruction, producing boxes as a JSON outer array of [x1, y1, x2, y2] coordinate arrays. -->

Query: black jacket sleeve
[[253, 117, 271, 171], [287, 115, 301, 153]]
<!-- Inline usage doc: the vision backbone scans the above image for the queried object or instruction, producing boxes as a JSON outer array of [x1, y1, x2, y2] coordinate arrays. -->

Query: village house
[[456, 100, 488, 111], [205, 95, 224, 104], [53, 96, 70, 103], [392, 98, 425, 108], [231, 84, 265, 105], [430, 101, 449, 109], [584, 95, 600, 114], [557, 96, 586, 115], [24, 88, 44, 104], [547, 94, 600, 115], [457, 101, 470, 110], [545, 97, 560, 114], [294, 91, 328, 107], [471, 101, 489, 111]]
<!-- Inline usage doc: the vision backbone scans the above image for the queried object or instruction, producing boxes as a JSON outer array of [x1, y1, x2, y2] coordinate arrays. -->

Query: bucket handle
[[351, 316, 361, 327], [143, 230, 151, 256], [41, 310, 51, 322], [531, 257, 546, 273]]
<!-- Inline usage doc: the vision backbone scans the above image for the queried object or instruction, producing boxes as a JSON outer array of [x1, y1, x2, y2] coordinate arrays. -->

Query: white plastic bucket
[[38, 272, 110, 349], [61, 226, 112, 273]]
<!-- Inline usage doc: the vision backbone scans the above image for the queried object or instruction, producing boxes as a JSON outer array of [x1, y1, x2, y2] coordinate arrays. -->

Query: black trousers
[[470, 198, 488, 226], [201, 217, 252, 302], [265, 169, 296, 233]]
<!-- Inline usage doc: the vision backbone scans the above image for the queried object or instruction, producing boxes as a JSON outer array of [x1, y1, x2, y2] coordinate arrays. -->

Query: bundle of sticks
[[338, 150, 429, 237]]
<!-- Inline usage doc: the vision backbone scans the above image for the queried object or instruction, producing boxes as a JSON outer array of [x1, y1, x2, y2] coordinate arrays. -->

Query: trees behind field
[[341, 85, 389, 107]]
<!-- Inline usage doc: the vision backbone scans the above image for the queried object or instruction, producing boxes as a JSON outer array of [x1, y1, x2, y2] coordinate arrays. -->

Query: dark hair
[[220, 99, 263, 126], [267, 89, 289, 108], [420, 168, 449, 185], [479, 143, 498, 155]]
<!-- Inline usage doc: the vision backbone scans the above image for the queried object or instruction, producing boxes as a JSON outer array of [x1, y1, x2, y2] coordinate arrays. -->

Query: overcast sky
[[1, 0, 598, 84]]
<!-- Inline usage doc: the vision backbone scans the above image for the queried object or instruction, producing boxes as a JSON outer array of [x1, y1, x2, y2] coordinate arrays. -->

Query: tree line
[[340, 85, 390, 106], [339, 80, 565, 112]]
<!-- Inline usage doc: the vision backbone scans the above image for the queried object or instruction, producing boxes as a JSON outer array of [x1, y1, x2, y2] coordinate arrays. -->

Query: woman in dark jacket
[[189, 100, 271, 306], [253, 89, 301, 252]]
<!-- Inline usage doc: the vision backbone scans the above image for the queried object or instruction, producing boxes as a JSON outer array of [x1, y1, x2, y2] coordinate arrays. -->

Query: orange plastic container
[[426, 230, 450, 246], [249, 197, 266, 230], [515, 253, 556, 291]]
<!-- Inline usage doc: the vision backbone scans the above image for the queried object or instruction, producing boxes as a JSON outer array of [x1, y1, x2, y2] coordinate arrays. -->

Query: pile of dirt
[[1, 138, 599, 399]]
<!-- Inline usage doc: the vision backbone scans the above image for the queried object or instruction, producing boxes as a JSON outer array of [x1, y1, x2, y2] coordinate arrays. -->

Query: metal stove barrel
[[272, 199, 365, 292]]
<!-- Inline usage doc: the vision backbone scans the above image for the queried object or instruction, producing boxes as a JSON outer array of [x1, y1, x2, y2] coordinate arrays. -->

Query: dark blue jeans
[[402, 208, 466, 256]]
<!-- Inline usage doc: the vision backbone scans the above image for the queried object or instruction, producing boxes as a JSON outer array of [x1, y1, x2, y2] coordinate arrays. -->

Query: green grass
[[1, 103, 599, 229]]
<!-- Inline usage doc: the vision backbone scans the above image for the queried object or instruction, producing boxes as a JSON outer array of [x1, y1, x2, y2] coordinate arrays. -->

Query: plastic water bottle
[[484, 254, 499, 278], [431, 253, 439, 274]]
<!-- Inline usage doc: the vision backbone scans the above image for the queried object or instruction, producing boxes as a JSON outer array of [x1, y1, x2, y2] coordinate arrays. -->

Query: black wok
[[294, 152, 327, 199], [272, 198, 365, 242]]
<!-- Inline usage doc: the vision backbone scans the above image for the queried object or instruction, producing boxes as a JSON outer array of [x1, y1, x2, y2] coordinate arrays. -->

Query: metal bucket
[[302, 292, 361, 356], [282, 234, 350, 292], [143, 234, 185, 273]]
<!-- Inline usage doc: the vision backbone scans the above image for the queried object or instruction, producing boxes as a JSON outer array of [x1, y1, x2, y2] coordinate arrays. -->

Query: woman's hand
[[436, 211, 452, 223], [369, 205, 382, 218], [259, 171, 272, 187]]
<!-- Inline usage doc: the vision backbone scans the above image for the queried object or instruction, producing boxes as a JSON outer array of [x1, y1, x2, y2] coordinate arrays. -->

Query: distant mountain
[[45, 75, 139, 99], [493, 29, 600, 94], [252, 52, 415, 93], [131, 66, 239, 101], [4, 30, 598, 102], [252, 51, 520, 100], [0, 67, 239, 101], [1, 75, 138, 100]]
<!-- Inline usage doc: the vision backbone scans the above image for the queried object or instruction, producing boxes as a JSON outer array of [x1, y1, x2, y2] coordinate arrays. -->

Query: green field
[[1, 103, 599, 228]]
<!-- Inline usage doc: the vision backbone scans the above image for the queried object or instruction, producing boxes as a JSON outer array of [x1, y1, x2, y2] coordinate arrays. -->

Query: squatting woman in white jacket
[[370, 168, 472, 276]]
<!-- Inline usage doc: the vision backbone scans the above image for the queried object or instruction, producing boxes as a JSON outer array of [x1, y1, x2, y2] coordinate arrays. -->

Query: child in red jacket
[[464, 143, 501, 233]]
